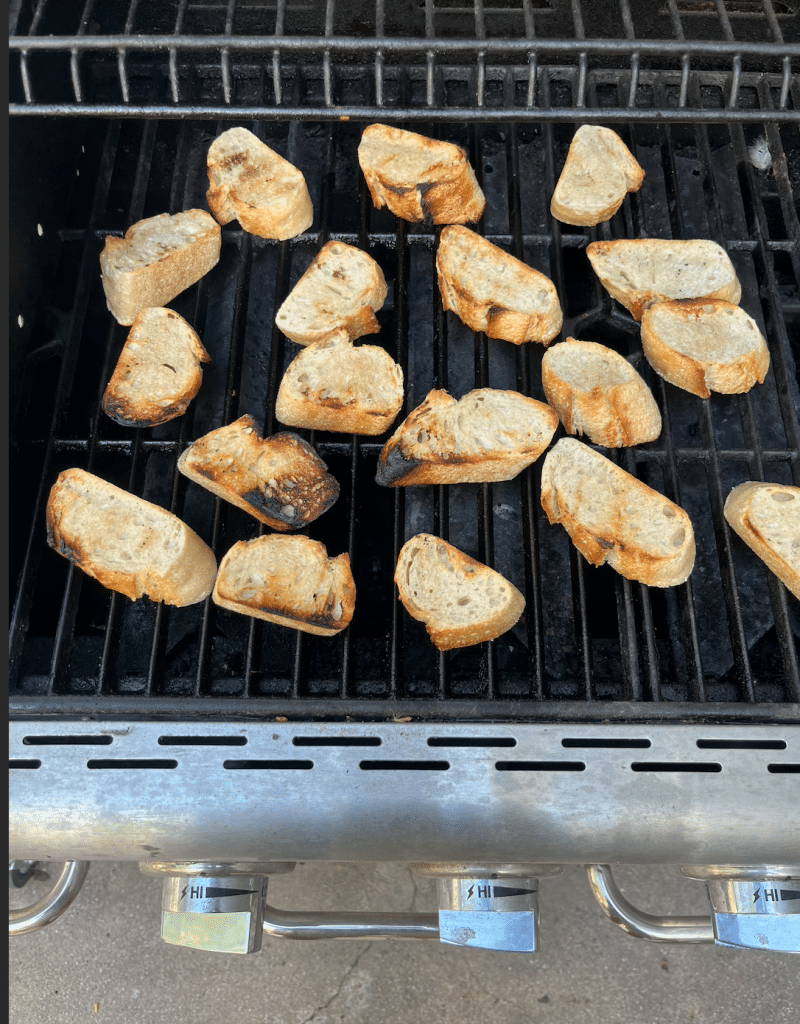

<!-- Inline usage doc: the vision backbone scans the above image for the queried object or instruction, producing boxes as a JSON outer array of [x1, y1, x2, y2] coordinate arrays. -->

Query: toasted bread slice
[[275, 240, 388, 346], [376, 388, 558, 486], [275, 330, 404, 435], [102, 307, 210, 427], [100, 210, 221, 326], [586, 239, 741, 321], [724, 482, 800, 600], [46, 468, 217, 606], [206, 127, 313, 240], [394, 534, 525, 650], [436, 226, 562, 346], [640, 299, 770, 398], [358, 124, 485, 225], [213, 535, 355, 636], [541, 338, 661, 447], [540, 438, 695, 587], [177, 416, 339, 530], [550, 126, 645, 227]]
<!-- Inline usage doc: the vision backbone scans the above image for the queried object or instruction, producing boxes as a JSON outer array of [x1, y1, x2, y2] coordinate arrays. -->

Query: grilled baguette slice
[[102, 307, 210, 427], [724, 482, 800, 600], [395, 534, 525, 650], [100, 210, 221, 325], [275, 241, 388, 346], [376, 388, 559, 486], [436, 226, 562, 346], [358, 124, 485, 225], [213, 535, 355, 636], [178, 416, 339, 530], [541, 338, 661, 447], [550, 125, 645, 227], [46, 468, 217, 606], [586, 239, 741, 321], [540, 438, 695, 587], [275, 330, 404, 435], [206, 127, 313, 240], [640, 299, 770, 398]]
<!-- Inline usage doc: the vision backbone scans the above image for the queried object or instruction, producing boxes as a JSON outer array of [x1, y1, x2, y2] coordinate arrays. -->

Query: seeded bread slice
[[541, 338, 661, 447], [550, 125, 645, 227], [100, 210, 221, 326], [213, 535, 355, 636], [46, 468, 217, 606], [395, 534, 525, 650], [275, 330, 404, 435], [206, 127, 313, 240], [436, 226, 562, 345], [358, 124, 485, 225], [724, 481, 800, 600], [585, 239, 741, 321], [178, 416, 339, 530], [376, 388, 559, 486], [640, 299, 770, 398], [275, 240, 388, 346], [540, 438, 695, 587], [102, 307, 210, 427]]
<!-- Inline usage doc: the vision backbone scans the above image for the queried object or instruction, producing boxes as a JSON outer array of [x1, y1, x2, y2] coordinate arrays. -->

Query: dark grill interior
[[9, 0, 800, 719]]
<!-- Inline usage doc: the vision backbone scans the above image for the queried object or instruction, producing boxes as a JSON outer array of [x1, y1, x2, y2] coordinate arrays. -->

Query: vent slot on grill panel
[[696, 739, 787, 749], [23, 735, 113, 745], [561, 738, 652, 749], [495, 761, 586, 771], [86, 759, 178, 769], [630, 762, 723, 772], [223, 760, 314, 770], [359, 760, 450, 771], [427, 737, 516, 748], [293, 736, 381, 747], [158, 735, 247, 746]]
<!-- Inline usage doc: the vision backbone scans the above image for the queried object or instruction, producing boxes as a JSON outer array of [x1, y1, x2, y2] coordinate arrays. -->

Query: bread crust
[[640, 299, 770, 398], [550, 125, 645, 227], [212, 535, 355, 636], [178, 416, 339, 530], [46, 468, 217, 606], [206, 127, 313, 240], [724, 482, 800, 600], [358, 124, 485, 225], [436, 226, 562, 345], [540, 438, 695, 587], [586, 239, 742, 321], [376, 388, 559, 486], [541, 338, 661, 447], [100, 210, 221, 326], [102, 307, 210, 427], [394, 534, 525, 650]]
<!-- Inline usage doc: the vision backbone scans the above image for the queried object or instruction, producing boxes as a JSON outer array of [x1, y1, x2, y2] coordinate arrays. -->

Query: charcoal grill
[[9, 0, 800, 955]]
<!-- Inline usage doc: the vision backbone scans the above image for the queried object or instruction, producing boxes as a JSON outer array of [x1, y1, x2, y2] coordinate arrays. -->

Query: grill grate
[[8, 5, 800, 718]]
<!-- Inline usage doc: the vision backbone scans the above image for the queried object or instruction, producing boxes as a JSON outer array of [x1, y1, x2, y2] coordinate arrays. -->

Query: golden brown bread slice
[[640, 299, 770, 398], [102, 307, 210, 428], [46, 468, 217, 606], [724, 481, 800, 600], [436, 226, 562, 346], [206, 127, 313, 240], [540, 438, 695, 587], [212, 535, 355, 636], [275, 330, 404, 436], [585, 239, 741, 321], [376, 388, 558, 486], [550, 125, 645, 227], [177, 415, 339, 530], [394, 534, 525, 650], [100, 210, 221, 326], [541, 338, 661, 447], [358, 124, 485, 225], [275, 241, 388, 346]]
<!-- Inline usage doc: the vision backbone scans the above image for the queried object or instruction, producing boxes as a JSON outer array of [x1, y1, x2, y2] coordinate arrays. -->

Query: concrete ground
[[9, 861, 800, 1024]]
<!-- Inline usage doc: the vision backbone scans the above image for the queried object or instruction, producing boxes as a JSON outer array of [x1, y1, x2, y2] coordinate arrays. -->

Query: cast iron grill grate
[[8, 0, 800, 720]]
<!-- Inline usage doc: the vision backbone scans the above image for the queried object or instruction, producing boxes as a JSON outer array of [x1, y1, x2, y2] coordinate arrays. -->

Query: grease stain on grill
[[223, 759, 314, 770], [24, 735, 113, 745], [10, 759, 41, 769], [428, 737, 516, 748], [359, 760, 450, 771], [293, 736, 381, 746], [631, 762, 722, 772], [87, 759, 178, 769], [158, 735, 247, 746], [562, 738, 651, 749], [495, 761, 585, 771], [697, 739, 786, 750]]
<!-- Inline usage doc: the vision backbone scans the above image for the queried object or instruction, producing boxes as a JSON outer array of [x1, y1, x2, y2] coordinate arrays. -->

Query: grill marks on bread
[[178, 416, 339, 530], [436, 226, 562, 346], [103, 308, 210, 427], [395, 534, 525, 650], [213, 535, 355, 636], [724, 482, 800, 600], [358, 124, 485, 225], [206, 127, 313, 240]]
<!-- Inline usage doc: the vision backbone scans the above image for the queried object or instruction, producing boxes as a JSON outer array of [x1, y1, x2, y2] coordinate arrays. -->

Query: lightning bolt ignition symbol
[[467, 884, 474, 900], [181, 885, 188, 901], [752, 888, 760, 904]]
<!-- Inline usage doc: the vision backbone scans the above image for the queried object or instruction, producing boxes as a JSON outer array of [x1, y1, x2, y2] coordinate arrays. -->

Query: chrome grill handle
[[262, 906, 439, 941], [9, 861, 90, 936]]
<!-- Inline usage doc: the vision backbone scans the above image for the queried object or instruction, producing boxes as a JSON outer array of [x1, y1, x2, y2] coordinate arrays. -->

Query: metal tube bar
[[9, 861, 90, 937], [262, 906, 439, 940]]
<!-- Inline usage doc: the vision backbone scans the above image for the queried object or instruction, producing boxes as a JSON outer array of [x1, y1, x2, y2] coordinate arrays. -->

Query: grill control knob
[[436, 876, 540, 952]]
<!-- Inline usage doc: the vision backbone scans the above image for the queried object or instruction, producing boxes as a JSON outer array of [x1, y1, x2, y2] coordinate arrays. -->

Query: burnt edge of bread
[[102, 394, 194, 429]]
